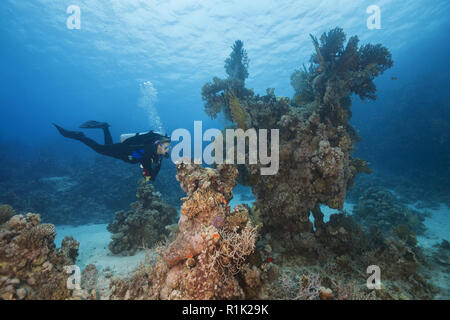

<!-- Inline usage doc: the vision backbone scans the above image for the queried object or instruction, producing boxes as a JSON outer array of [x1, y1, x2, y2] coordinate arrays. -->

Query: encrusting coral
[[110, 161, 259, 300], [0, 213, 79, 299], [107, 180, 178, 256]]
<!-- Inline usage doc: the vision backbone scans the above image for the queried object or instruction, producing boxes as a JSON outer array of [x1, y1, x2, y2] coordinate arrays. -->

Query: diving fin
[[79, 120, 110, 129], [53, 123, 85, 140]]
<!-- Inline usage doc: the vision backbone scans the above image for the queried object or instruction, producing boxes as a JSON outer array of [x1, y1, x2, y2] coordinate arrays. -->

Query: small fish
[[391, 77, 397, 80], [266, 257, 274, 263]]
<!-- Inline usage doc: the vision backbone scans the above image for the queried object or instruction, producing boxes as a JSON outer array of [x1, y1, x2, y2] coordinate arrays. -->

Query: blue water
[[0, 0, 447, 147]]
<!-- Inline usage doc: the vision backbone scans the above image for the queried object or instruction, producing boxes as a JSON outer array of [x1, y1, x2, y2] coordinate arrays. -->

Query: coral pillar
[[160, 162, 258, 299]]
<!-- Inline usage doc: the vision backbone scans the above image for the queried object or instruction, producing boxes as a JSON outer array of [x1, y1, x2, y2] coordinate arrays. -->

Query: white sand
[[55, 224, 146, 275], [320, 202, 355, 222], [389, 190, 450, 247], [415, 203, 450, 248], [320, 200, 449, 248]]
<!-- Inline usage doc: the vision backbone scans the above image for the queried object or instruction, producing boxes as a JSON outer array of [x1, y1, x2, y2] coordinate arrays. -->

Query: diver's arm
[[139, 144, 157, 182], [141, 158, 153, 182], [149, 158, 162, 181]]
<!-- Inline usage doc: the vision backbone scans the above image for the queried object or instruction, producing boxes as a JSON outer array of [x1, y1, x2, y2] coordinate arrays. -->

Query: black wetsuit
[[55, 125, 164, 181]]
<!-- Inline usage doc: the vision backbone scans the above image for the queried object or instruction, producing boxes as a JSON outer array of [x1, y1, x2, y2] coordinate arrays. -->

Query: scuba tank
[[120, 130, 166, 145], [120, 132, 149, 143]]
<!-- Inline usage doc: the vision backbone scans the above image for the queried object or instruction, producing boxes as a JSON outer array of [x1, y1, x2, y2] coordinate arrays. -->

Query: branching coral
[[290, 64, 316, 106], [107, 180, 178, 256], [228, 91, 250, 129], [225, 40, 250, 82], [214, 221, 258, 275], [202, 40, 254, 121], [306, 27, 393, 106]]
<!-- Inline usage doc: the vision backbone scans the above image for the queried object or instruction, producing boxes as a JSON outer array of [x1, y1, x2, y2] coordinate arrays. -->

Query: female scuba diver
[[53, 121, 171, 182]]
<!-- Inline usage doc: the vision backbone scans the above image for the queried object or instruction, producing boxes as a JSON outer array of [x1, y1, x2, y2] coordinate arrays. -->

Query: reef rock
[[110, 162, 259, 300], [160, 162, 259, 299], [107, 180, 178, 256], [0, 213, 79, 299], [201, 27, 392, 247], [352, 186, 429, 236], [0, 204, 15, 225]]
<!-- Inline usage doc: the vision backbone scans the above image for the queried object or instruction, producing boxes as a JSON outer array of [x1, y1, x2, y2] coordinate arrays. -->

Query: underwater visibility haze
[[0, 0, 449, 301]]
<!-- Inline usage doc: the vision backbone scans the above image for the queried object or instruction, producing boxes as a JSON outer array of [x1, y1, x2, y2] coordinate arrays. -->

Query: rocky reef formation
[[198, 28, 440, 299], [0, 213, 79, 299], [107, 180, 178, 256], [352, 186, 429, 238], [251, 209, 438, 299], [110, 162, 260, 299], [202, 27, 392, 243], [0, 204, 15, 225]]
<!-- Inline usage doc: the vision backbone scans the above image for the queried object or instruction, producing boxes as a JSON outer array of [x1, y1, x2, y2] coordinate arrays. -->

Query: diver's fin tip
[[79, 120, 110, 129]]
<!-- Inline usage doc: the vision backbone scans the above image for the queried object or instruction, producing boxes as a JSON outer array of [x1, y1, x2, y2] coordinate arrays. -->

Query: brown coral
[[107, 180, 178, 256], [228, 91, 250, 129], [0, 204, 15, 225], [110, 162, 259, 300], [0, 213, 79, 299], [160, 163, 258, 299], [200, 29, 393, 249]]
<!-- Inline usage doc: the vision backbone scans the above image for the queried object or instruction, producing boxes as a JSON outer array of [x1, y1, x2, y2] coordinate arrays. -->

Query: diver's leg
[[102, 127, 113, 145], [79, 120, 110, 129], [53, 123, 112, 156], [78, 120, 112, 145]]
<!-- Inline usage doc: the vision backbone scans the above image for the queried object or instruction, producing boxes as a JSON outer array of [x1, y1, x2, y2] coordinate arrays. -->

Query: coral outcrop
[[110, 162, 259, 300], [0, 213, 79, 299], [107, 180, 178, 256], [256, 209, 437, 299], [352, 186, 429, 237], [201, 27, 392, 243], [0, 204, 15, 225], [199, 28, 438, 299]]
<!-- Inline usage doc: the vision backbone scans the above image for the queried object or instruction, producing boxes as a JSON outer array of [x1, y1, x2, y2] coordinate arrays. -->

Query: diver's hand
[[142, 169, 151, 182]]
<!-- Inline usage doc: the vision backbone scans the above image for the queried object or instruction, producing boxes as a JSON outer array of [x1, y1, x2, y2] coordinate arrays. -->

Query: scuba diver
[[53, 121, 171, 182]]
